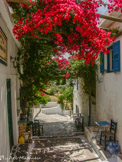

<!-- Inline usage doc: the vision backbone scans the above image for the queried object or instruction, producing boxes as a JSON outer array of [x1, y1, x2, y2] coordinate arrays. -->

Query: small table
[[95, 121, 110, 139], [96, 121, 110, 127]]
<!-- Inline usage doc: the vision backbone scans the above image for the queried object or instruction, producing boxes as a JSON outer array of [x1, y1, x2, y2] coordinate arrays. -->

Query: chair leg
[[82, 119, 84, 132], [32, 126, 34, 136], [38, 128, 40, 136], [104, 135, 107, 150], [42, 125, 43, 132], [110, 136, 111, 142], [77, 126, 79, 132], [100, 132, 102, 145], [114, 135, 116, 142], [40, 126, 43, 135]]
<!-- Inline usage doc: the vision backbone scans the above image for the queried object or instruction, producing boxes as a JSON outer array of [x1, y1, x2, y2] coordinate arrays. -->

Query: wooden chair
[[100, 119, 117, 150], [75, 115, 84, 132], [32, 120, 43, 136]]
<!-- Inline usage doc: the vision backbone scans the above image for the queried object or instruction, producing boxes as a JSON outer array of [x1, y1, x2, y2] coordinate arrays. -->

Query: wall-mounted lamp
[[10, 56, 17, 68]]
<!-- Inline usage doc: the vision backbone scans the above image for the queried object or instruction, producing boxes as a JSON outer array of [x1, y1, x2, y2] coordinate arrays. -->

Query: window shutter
[[113, 40, 120, 72], [100, 52, 104, 74], [107, 53, 109, 72]]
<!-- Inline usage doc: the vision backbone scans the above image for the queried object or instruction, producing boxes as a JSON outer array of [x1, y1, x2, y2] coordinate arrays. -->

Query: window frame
[[107, 46, 114, 73], [100, 40, 120, 74]]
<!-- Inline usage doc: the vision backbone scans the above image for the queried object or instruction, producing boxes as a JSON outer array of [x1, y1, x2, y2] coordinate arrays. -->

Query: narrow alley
[[30, 119, 100, 161], [0, 1, 122, 162], [11, 104, 102, 162], [27, 104, 102, 162]]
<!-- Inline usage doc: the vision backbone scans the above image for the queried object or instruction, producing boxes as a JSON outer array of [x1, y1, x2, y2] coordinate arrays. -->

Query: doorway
[[6, 79, 14, 152], [76, 105, 79, 114]]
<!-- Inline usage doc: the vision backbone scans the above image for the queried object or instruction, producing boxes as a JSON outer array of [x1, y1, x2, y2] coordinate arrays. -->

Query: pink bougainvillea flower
[[12, 0, 121, 65]]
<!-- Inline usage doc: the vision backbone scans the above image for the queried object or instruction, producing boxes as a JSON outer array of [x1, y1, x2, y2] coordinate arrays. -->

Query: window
[[100, 52, 104, 74], [107, 46, 113, 72], [76, 105, 79, 113], [100, 40, 120, 74], [112, 40, 120, 72]]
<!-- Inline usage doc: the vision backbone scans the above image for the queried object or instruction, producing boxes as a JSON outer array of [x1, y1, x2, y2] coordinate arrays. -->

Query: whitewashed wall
[[96, 34, 122, 150], [0, 14, 19, 161], [73, 78, 88, 126], [73, 78, 97, 126]]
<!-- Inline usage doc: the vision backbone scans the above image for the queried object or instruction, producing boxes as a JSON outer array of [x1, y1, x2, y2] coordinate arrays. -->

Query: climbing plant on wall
[[69, 59, 97, 97], [68, 59, 98, 125], [7, 0, 122, 114], [10, 0, 118, 64], [17, 38, 71, 114]]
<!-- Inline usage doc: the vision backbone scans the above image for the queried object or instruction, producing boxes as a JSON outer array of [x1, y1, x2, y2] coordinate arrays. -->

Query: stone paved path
[[35, 113, 76, 136], [28, 111, 102, 162], [30, 137, 100, 162]]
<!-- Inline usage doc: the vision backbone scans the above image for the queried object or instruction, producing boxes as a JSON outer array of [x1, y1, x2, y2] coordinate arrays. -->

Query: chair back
[[32, 120, 41, 136], [110, 119, 117, 136]]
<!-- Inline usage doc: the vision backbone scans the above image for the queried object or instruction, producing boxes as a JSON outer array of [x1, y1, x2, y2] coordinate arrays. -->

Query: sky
[[98, 0, 108, 14]]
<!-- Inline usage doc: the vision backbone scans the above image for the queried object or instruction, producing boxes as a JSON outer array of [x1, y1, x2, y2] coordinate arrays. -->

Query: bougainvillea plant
[[11, 0, 122, 65], [17, 39, 71, 112], [7, 0, 122, 113]]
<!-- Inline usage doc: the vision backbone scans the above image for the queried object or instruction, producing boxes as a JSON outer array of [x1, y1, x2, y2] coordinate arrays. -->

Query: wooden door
[[7, 79, 14, 152]]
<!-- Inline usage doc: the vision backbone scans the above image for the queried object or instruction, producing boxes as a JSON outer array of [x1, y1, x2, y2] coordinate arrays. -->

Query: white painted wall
[[73, 78, 97, 126], [0, 13, 20, 161], [96, 27, 122, 150], [73, 78, 87, 126]]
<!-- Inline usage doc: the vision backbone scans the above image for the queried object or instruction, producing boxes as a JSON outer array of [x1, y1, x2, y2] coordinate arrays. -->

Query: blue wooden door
[[7, 79, 14, 152]]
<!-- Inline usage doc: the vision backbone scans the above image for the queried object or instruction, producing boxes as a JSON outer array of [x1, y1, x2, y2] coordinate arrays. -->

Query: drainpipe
[[88, 92, 91, 126]]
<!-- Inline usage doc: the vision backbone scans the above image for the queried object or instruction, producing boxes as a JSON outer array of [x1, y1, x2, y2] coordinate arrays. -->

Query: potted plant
[[20, 99, 27, 120], [20, 110, 27, 120]]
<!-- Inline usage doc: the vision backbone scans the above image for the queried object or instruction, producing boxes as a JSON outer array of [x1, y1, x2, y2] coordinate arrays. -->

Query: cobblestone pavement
[[28, 111, 102, 162], [35, 113, 77, 136], [30, 137, 101, 162]]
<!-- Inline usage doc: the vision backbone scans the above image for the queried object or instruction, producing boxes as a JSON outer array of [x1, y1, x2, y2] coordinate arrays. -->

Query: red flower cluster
[[54, 57, 71, 70], [54, 57, 71, 78], [64, 72, 70, 79], [41, 92, 46, 96], [12, 0, 121, 64], [45, 56, 70, 78], [108, 0, 122, 12]]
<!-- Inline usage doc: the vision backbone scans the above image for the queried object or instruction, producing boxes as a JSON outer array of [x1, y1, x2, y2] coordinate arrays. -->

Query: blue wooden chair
[[100, 119, 117, 150]]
